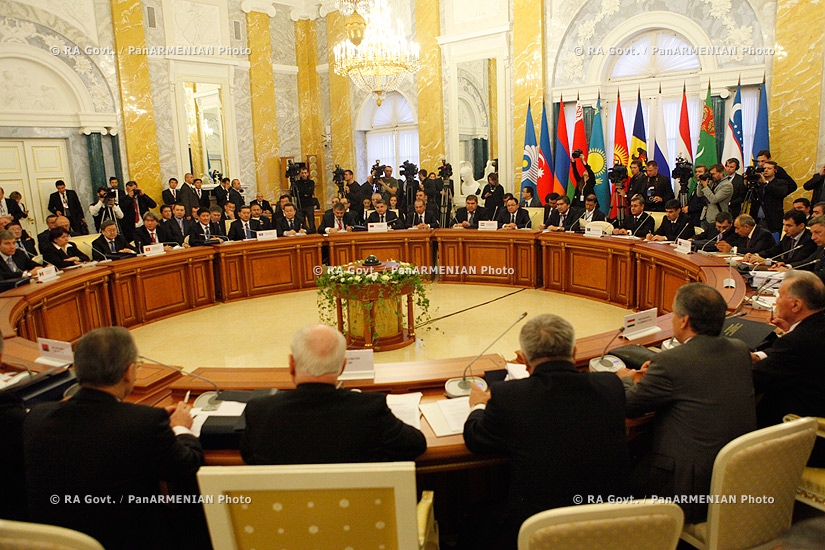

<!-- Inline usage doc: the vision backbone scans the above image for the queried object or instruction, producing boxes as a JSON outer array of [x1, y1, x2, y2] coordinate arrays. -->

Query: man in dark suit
[[541, 195, 583, 231], [133, 212, 173, 251], [177, 173, 199, 219], [241, 324, 426, 465], [647, 199, 692, 241], [618, 283, 756, 523], [366, 199, 399, 228], [744, 210, 816, 266], [480, 172, 504, 219], [92, 220, 137, 258], [0, 229, 42, 279], [120, 181, 158, 244], [723, 214, 775, 255], [250, 193, 272, 216], [725, 159, 747, 217], [228, 179, 245, 212], [634, 160, 675, 212], [464, 314, 630, 549], [759, 161, 795, 233], [344, 170, 371, 218], [249, 203, 272, 230], [406, 200, 439, 229], [166, 204, 194, 245], [496, 198, 531, 229], [575, 194, 606, 229], [802, 163, 825, 205], [47, 180, 86, 234], [405, 190, 439, 221], [792, 216, 825, 283], [756, 149, 796, 186], [187, 208, 223, 246], [613, 195, 655, 236], [276, 203, 311, 236], [695, 212, 738, 253], [453, 194, 489, 228], [6, 220, 37, 257], [24, 327, 204, 550], [37, 215, 58, 254], [519, 186, 541, 207], [192, 178, 211, 209], [213, 177, 231, 207], [751, 271, 825, 437], [228, 206, 262, 241], [0, 187, 25, 223], [318, 202, 356, 234], [161, 177, 180, 205]]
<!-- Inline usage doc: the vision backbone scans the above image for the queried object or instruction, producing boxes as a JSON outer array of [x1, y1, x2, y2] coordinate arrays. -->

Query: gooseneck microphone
[[444, 312, 528, 398], [588, 327, 626, 372], [139, 355, 223, 410], [764, 244, 803, 263], [630, 212, 652, 237], [673, 220, 692, 242]]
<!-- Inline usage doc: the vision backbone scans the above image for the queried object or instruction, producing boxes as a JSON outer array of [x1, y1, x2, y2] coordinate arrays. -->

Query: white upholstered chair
[[0, 519, 105, 549], [784, 414, 825, 512], [680, 417, 817, 549], [517, 501, 683, 550], [197, 462, 437, 550], [584, 220, 614, 235]]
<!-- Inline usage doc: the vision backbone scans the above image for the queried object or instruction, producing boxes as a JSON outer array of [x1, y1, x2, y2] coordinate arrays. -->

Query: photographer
[[626, 160, 646, 201], [802, 163, 825, 205], [481, 172, 504, 219], [291, 167, 316, 233], [89, 187, 125, 233], [697, 164, 732, 231], [760, 160, 795, 234], [121, 180, 158, 243], [367, 164, 399, 202], [571, 151, 596, 208], [343, 170, 370, 217]]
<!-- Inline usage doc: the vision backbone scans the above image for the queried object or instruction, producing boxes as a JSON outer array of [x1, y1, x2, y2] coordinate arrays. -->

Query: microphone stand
[[139, 355, 223, 410], [444, 312, 527, 398], [588, 327, 626, 371]]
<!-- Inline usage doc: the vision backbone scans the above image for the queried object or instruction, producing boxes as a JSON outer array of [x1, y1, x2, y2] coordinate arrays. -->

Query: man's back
[[463, 361, 630, 524], [241, 383, 426, 464], [24, 388, 203, 549]]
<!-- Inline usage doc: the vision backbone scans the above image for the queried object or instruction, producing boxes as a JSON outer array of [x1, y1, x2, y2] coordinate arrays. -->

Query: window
[[366, 92, 419, 172]]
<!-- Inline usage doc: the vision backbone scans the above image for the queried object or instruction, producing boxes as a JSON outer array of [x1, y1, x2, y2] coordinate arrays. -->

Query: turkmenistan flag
[[695, 82, 717, 172]]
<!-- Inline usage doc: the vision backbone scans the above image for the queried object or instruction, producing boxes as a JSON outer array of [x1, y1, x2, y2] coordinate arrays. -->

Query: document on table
[[386, 393, 422, 430], [505, 362, 529, 380], [420, 396, 470, 437], [190, 400, 247, 437]]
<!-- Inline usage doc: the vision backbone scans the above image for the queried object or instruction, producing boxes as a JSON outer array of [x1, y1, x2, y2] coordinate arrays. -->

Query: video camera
[[399, 160, 418, 182], [744, 163, 764, 187], [285, 159, 304, 181], [438, 160, 453, 180], [332, 164, 345, 195], [371, 160, 387, 177], [607, 164, 628, 184], [671, 155, 694, 196]]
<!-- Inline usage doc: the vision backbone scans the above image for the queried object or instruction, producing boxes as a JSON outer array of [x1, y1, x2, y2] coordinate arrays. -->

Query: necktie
[[380, 215, 385, 223], [172, 189, 176, 199], [336, 218, 342, 230], [110, 240, 116, 253], [150, 231, 156, 243], [205, 225, 211, 238], [197, 189, 201, 199], [745, 237, 750, 248], [61, 193, 68, 211], [7, 257, 17, 272], [787, 238, 797, 260], [134, 201, 140, 223], [289, 219, 293, 229], [16, 240, 23, 250], [560, 214, 565, 226], [0, 201, 6, 216], [418, 214, 423, 225], [468, 212, 473, 225], [177, 218, 183, 232], [511, 213, 515, 224], [244, 222, 251, 239]]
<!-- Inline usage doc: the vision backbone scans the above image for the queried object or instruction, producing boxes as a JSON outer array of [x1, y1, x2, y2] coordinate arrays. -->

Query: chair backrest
[[518, 501, 684, 550], [649, 211, 666, 231], [704, 417, 817, 549], [585, 220, 614, 235], [0, 519, 105, 549], [197, 462, 419, 550], [69, 233, 98, 259]]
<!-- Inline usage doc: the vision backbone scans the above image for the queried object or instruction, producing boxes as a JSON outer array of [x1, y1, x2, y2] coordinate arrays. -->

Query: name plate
[[35, 337, 74, 367], [623, 307, 662, 340], [675, 238, 692, 255], [36, 265, 59, 282], [368, 222, 388, 233], [584, 224, 604, 238], [340, 349, 375, 380], [256, 230, 277, 241], [142, 243, 165, 256], [478, 220, 497, 231]]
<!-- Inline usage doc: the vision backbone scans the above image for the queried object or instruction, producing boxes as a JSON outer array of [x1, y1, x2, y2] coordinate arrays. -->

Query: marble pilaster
[[415, 0, 445, 171], [295, 19, 325, 205], [326, 12, 355, 176], [512, 0, 543, 187]]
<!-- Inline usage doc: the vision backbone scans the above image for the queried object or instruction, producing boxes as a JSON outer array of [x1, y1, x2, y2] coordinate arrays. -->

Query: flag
[[695, 82, 717, 170], [630, 88, 647, 165], [611, 92, 630, 218], [553, 97, 571, 196], [589, 96, 609, 212], [537, 102, 554, 202], [651, 87, 671, 194], [678, 83, 693, 161], [520, 100, 539, 196], [721, 83, 744, 171], [572, 98, 589, 198], [751, 79, 770, 165]]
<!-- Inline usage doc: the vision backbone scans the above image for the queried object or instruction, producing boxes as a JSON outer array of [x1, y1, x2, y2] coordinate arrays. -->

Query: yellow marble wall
[[488, 58, 498, 161], [110, 0, 161, 200], [247, 11, 281, 201], [771, 0, 825, 208], [295, 19, 325, 205], [512, 0, 544, 189], [185, 84, 204, 175], [415, 0, 445, 170], [326, 12, 355, 173]]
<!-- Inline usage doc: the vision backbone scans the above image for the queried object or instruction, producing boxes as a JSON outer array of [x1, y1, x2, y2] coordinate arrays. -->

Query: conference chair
[[680, 417, 817, 549], [649, 211, 666, 232], [69, 233, 97, 260], [197, 462, 438, 550], [517, 501, 683, 550], [0, 519, 104, 549], [584, 220, 614, 235], [784, 414, 825, 512]]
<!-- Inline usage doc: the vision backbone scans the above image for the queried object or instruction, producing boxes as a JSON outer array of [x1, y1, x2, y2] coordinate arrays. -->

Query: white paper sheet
[[386, 393, 422, 430]]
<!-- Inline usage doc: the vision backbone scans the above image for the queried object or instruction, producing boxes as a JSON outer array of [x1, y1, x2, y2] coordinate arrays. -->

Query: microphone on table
[[445, 312, 527, 398], [588, 327, 626, 372], [763, 244, 803, 264], [672, 220, 693, 243], [89, 246, 113, 263], [630, 212, 651, 237], [565, 209, 585, 232]]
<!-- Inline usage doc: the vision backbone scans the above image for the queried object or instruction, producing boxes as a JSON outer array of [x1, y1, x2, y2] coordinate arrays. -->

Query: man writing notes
[[463, 314, 630, 550], [617, 283, 755, 523], [241, 324, 426, 464]]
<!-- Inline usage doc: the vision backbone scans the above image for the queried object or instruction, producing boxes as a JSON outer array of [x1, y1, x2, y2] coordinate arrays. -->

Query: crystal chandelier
[[335, 0, 370, 16], [333, 0, 420, 106]]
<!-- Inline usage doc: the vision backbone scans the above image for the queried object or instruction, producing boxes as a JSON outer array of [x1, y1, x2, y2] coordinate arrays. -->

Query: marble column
[[771, 0, 825, 188], [109, 0, 162, 202], [85, 130, 106, 191], [512, 0, 544, 189], [245, 5, 281, 201], [415, 0, 445, 171], [110, 132, 124, 187], [488, 58, 498, 162], [326, 12, 355, 172], [295, 19, 325, 207]]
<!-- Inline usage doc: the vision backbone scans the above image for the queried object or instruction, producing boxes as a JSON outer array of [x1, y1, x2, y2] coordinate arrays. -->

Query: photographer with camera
[[120, 180, 158, 243], [89, 187, 125, 233], [291, 167, 316, 233], [632, 160, 674, 211], [416, 168, 440, 205], [571, 150, 596, 208], [758, 160, 795, 234], [481, 172, 504, 219], [803, 163, 825, 205], [367, 162, 399, 203], [696, 164, 732, 231], [342, 169, 369, 217]]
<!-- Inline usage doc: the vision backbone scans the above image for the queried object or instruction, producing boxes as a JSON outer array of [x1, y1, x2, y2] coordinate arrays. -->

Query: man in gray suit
[[617, 283, 756, 523], [697, 163, 733, 231]]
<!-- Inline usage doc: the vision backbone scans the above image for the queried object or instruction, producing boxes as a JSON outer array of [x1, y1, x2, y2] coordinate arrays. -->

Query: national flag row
[[520, 81, 770, 211]]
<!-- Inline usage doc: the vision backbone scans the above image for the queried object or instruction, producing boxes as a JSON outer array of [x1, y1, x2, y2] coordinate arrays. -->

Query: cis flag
[[521, 100, 539, 196], [751, 79, 770, 164], [678, 83, 693, 161], [630, 88, 647, 164], [536, 102, 554, 203], [722, 83, 744, 170], [589, 96, 609, 212], [553, 96, 571, 196], [695, 81, 717, 170]]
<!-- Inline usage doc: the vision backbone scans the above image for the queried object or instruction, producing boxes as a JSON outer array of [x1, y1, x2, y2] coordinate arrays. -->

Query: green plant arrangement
[[316, 259, 434, 333]]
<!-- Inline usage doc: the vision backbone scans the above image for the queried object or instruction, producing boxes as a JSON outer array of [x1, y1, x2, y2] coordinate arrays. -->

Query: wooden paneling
[[434, 230, 541, 287], [327, 231, 434, 267]]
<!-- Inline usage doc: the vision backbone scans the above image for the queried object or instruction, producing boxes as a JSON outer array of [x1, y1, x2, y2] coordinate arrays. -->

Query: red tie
[[337, 218, 342, 230], [150, 231, 156, 243]]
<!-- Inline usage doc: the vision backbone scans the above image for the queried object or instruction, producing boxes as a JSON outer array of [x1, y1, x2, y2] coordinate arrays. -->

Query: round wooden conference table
[[0, 228, 748, 471]]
